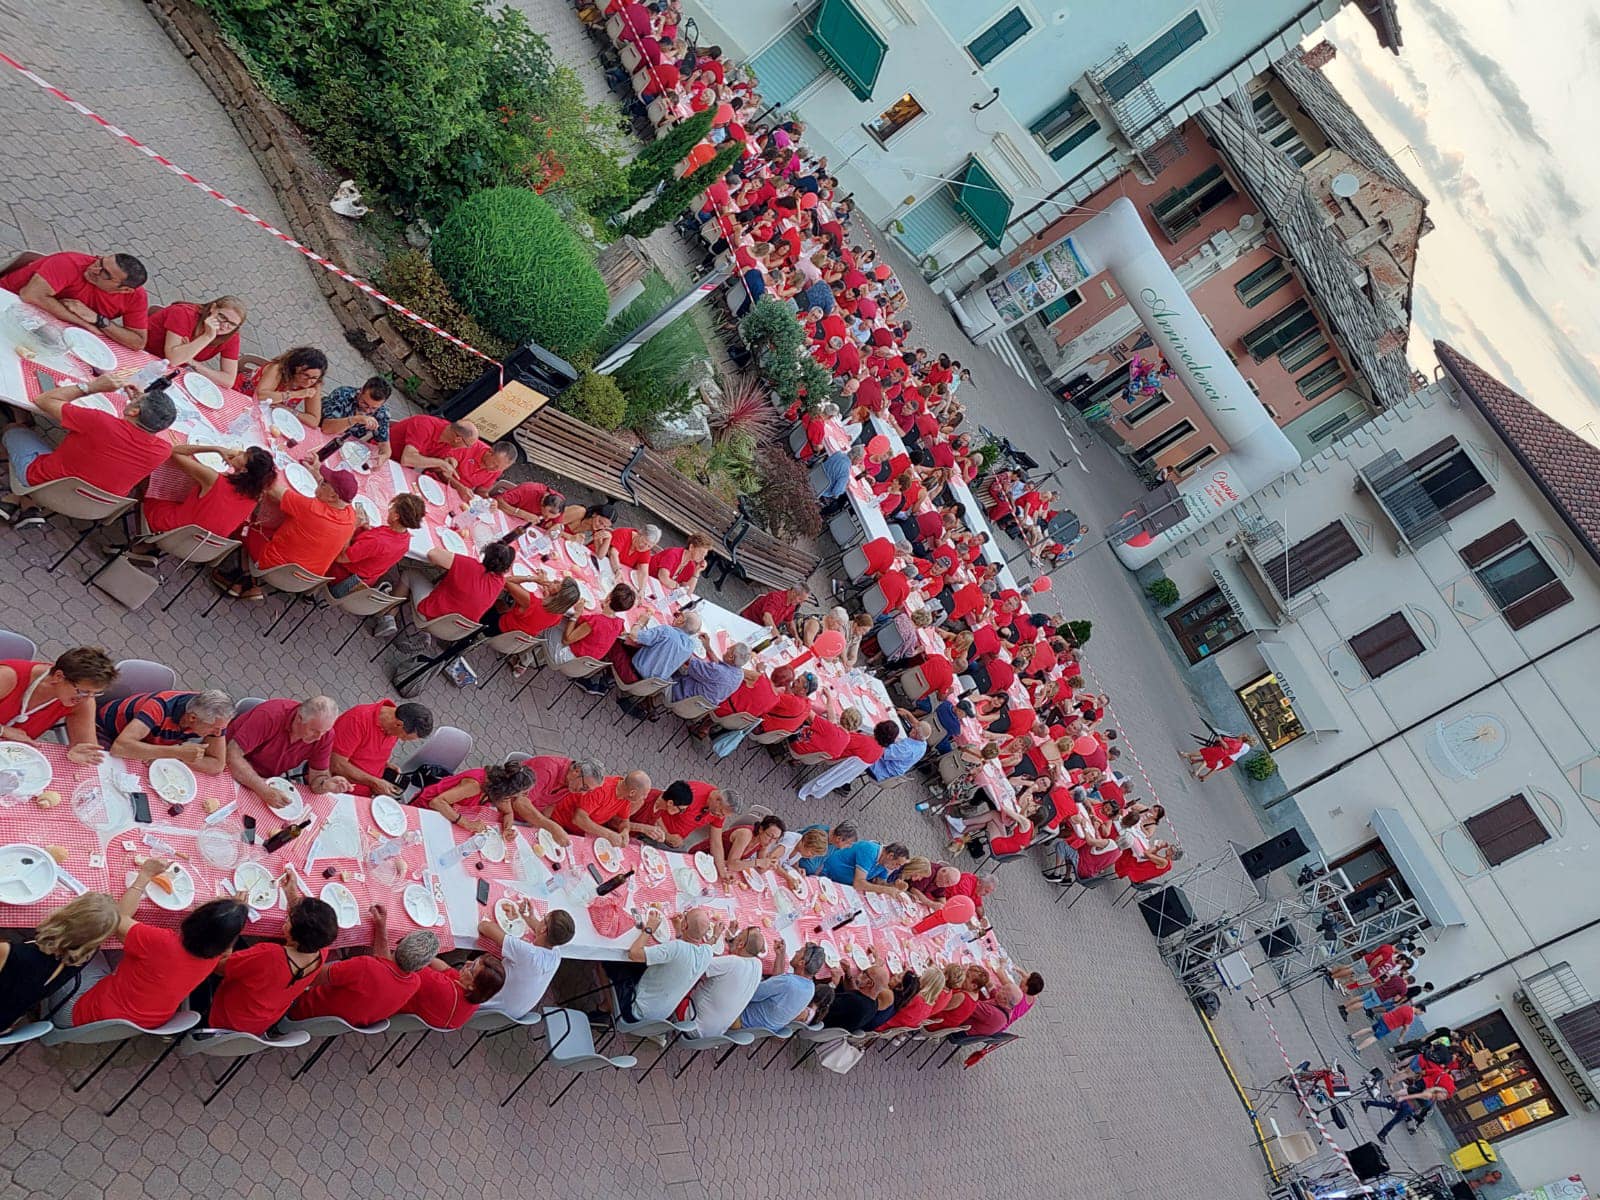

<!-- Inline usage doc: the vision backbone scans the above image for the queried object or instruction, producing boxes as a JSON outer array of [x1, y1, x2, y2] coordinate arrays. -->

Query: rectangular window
[[1261, 520, 1361, 599], [1296, 360, 1347, 400], [967, 7, 1032, 67], [1132, 419, 1195, 463], [1234, 259, 1291, 308], [1150, 165, 1236, 240], [1251, 90, 1314, 166], [1166, 586, 1249, 664], [1438, 1011, 1566, 1144], [1031, 92, 1102, 161], [1122, 391, 1172, 427], [1278, 329, 1330, 373], [1411, 444, 1491, 517], [1034, 288, 1083, 327], [1462, 521, 1574, 628], [866, 93, 925, 143], [1465, 794, 1549, 866], [1174, 444, 1216, 473], [1308, 410, 1355, 444], [1242, 300, 1317, 361], [1236, 672, 1305, 750], [1348, 612, 1424, 678], [1103, 11, 1207, 101]]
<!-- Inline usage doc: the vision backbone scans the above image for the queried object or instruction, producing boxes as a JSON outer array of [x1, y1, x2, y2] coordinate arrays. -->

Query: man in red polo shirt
[[550, 769, 651, 845], [329, 699, 433, 797], [740, 585, 807, 634], [2, 250, 150, 349], [634, 778, 733, 852], [718, 664, 792, 720], [448, 440, 518, 500], [759, 673, 816, 735], [496, 480, 565, 529], [226, 695, 347, 806], [388, 414, 476, 477], [289, 906, 431, 1026], [522, 754, 605, 816]]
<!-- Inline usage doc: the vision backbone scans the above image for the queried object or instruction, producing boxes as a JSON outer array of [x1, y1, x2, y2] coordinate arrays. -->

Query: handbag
[[711, 724, 753, 759], [818, 1040, 863, 1074]]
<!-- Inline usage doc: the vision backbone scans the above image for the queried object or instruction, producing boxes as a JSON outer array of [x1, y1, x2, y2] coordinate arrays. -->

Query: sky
[[1317, 0, 1600, 438]]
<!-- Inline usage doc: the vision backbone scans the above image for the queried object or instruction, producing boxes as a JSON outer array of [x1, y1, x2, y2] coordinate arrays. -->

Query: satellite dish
[[1331, 172, 1360, 198], [1239, 214, 1256, 231]]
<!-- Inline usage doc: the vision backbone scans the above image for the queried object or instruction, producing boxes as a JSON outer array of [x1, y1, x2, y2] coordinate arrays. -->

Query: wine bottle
[[262, 818, 311, 854], [596, 868, 635, 897], [316, 428, 356, 462]]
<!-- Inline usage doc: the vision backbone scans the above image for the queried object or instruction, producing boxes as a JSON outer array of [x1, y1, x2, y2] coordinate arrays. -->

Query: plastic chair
[[745, 1020, 812, 1069], [852, 771, 914, 814], [0, 628, 37, 661], [449, 1007, 543, 1070], [896, 666, 933, 704], [669, 1028, 755, 1078], [840, 546, 873, 582], [233, 696, 266, 718], [178, 1026, 311, 1105], [103, 658, 178, 702], [500, 1008, 637, 1109], [278, 1015, 391, 1080], [369, 607, 481, 663], [592, 666, 672, 731], [41, 1009, 202, 1115], [547, 654, 608, 709], [365, 1012, 457, 1073], [658, 694, 718, 753], [10, 475, 136, 572], [476, 629, 542, 690], [84, 516, 240, 613], [787, 1024, 853, 1070], [319, 583, 407, 656], [399, 725, 474, 778], [0, 1019, 52, 1065], [711, 710, 762, 736], [593, 1004, 696, 1083]]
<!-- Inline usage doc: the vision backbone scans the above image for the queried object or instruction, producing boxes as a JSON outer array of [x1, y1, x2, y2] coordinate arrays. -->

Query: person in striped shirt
[[94, 689, 233, 774]]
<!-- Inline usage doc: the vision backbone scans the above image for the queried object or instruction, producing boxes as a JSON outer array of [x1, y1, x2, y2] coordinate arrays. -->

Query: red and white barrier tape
[[1248, 981, 1358, 1179], [1073, 654, 1172, 833], [0, 51, 497, 366]]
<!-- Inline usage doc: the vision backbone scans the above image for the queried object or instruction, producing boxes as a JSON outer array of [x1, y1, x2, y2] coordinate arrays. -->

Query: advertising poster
[[983, 236, 1093, 326]]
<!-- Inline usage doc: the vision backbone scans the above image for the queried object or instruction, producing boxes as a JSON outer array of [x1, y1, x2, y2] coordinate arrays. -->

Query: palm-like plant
[[708, 370, 781, 446]]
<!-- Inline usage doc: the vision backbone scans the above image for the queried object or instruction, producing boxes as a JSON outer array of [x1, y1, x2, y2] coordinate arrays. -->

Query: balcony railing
[[1083, 45, 1188, 177], [1356, 449, 1450, 550]]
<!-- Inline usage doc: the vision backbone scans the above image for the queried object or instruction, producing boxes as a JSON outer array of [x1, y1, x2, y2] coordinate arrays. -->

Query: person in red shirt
[[606, 524, 661, 592], [759, 673, 817, 734], [550, 769, 652, 844], [327, 492, 427, 596], [495, 480, 565, 530], [411, 763, 554, 841], [205, 879, 339, 1035], [519, 753, 604, 815], [401, 956, 505, 1031], [217, 464, 357, 598], [329, 698, 433, 797], [142, 443, 275, 540], [387, 414, 476, 478], [408, 541, 514, 626], [840, 720, 895, 766], [144, 296, 245, 388], [226, 694, 346, 806], [0, 646, 116, 752], [2, 249, 150, 349], [447, 439, 518, 500], [1, 373, 175, 526], [790, 706, 854, 757], [650, 534, 712, 590], [69, 858, 247, 1028], [633, 778, 733, 850], [488, 576, 581, 642], [1352, 1004, 1422, 1050], [717, 663, 792, 719], [547, 582, 634, 666], [289, 908, 432, 1026], [740, 585, 808, 634]]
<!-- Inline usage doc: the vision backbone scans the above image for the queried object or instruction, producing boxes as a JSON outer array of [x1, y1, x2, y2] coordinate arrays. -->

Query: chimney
[[1375, 328, 1406, 355], [1300, 41, 1337, 71]]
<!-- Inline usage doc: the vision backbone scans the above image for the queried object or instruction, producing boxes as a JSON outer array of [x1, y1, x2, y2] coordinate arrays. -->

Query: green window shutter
[[1104, 11, 1206, 101], [1241, 299, 1315, 361], [750, 20, 827, 107], [1296, 360, 1347, 400], [968, 7, 1032, 66], [1234, 259, 1290, 307]]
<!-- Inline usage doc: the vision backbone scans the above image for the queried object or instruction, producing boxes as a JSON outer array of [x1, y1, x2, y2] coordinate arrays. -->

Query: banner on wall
[[1506, 1177, 1588, 1200], [982, 238, 1093, 325]]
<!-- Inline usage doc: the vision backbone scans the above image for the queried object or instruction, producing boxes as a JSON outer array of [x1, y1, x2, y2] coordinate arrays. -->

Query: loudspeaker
[[1348, 1141, 1388, 1180], [1449, 1184, 1475, 1200], [1258, 924, 1300, 958], [1138, 886, 1194, 938], [1240, 829, 1310, 879]]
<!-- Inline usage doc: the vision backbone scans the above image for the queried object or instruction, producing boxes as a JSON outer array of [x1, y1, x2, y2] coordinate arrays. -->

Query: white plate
[[403, 883, 440, 927], [353, 496, 382, 526], [479, 827, 507, 864], [742, 868, 767, 893], [196, 452, 228, 473], [180, 372, 224, 409], [436, 526, 468, 555], [595, 841, 624, 873], [0, 744, 52, 797], [234, 861, 280, 910], [69, 392, 117, 415], [62, 327, 117, 371], [494, 897, 528, 938], [0, 844, 58, 904], [145, 863, 195, 911], [849, 944, 870, 970], [265, 779, 308, 820], [370, 794, 407, 837], [640, 844, 667, 879], [282, 461, 317, 497], [147, 758, 197, 806], [417, 475, 447, 506], [822, 942, 842, 970], [270, 407, 304, 439], [536, 828, 565, 862], [320, 881, 359, 929], [339, 440, 372, 470], [693, 851, 718, 883]]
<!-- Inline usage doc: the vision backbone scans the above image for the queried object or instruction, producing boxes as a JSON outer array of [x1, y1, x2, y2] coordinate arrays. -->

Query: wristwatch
[[93, 314, 108, 330]]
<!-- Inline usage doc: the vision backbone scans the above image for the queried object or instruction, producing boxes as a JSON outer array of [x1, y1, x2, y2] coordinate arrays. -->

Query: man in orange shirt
[[212, 463, 358, 599]]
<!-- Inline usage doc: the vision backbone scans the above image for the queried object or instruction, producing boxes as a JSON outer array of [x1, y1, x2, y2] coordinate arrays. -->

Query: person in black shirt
[[0, 892, 119, 1031]]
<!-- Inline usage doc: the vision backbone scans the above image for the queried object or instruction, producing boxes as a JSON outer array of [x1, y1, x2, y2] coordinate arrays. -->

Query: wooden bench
[[512, 408, 818, 592]]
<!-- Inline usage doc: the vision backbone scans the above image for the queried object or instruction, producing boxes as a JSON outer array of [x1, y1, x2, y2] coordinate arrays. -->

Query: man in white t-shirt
[[476, 903, 575, 1018], [607, 907, 718, 1023], [688, 926, 767, 1037]]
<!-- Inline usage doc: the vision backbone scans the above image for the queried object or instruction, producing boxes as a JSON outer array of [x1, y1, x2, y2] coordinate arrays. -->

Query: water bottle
[[129, 359, 171, 391]]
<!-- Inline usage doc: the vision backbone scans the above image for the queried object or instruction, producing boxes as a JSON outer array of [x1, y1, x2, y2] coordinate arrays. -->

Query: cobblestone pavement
[[0, 1, 1326, 1197]]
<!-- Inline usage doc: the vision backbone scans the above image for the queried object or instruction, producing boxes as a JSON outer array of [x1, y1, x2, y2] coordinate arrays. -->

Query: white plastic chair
[[594, 1005, 696, 1083], [449, 1007, 544, 1070], [0, 1019, 52, 1065], [500, 1008, 637, 1109], [670, 1027, 755, 1078], [475, 629, 542, 690], [41, 1009, 201, 1114], [547, 653, 608, 708], [9, 474, 136, 572], [365, 1011, 457, 1073], [0, 628, 37, 661], [745, 1020, 814, 1069], [658, 693, 717, 753], [278, 1015, 391, 1080], [319, 583, 406, 656], [787, 1024, 854, 1070], [103, 658, 178, 701], [369, 607, 481, 663], [178, 1026, 311, 1105], [398, 725, 474, 782]]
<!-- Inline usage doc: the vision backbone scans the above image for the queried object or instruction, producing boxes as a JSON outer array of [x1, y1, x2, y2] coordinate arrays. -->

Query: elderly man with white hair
[[225, 695, 349, 807], [608, 607, 701, 691], [869, 718, 930, 781], [688, 924, 768, 1037], [95, 687, 234, 774], [670, 636, 750, 707]]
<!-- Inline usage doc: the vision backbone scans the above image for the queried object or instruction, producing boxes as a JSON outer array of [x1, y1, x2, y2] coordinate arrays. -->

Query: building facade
[[1150, 343, 1600, 1183], [685, 0, 1400, 288]]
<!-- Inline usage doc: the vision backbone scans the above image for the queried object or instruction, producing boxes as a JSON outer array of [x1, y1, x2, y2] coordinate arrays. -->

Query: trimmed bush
[[609, 311, 706, 429], [1242, 753, 1277, 781], [558, 368, 626, 430], [621, 140, 743, 238], [1146, 577, 1180, 607], [431, 187, 608, 358], [377, 250, 511, 393], [1059, 619, 1092, 646]]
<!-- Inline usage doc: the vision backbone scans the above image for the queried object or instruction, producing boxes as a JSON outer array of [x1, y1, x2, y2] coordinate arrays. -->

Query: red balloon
[[713, 103, 734, 125], [941, 895, 976, 925], [799, 192, 819, 209], [873, 264, 893, 281], [1032, 576, 1052, 593], [1072, 734, 1099, 757], [866, 434, 890, 456], [1124, 531, 1153, 548], [812, 629, 846, 658]]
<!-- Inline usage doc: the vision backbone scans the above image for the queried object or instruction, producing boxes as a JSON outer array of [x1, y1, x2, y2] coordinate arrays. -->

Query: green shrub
[[1059, 619, 1092, 646], [706, 433, 760, 500], [513, 67, 630, 212], [753, 447, 822, 539], [596, 108, 716, 216], [739, 296, 806, 366], [794, 357, 837, 410], [558, 369, 626, 430], [1242, 753, 1277, 781], [621, 140, 744, 238], [376, 249, 511, 393], [431, 187, 608, 358], [608, 311, 706, 429], [1146, 577, 1180, 607]]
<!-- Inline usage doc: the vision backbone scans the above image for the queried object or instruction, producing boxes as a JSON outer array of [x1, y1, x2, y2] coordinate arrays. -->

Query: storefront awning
[[948, 156, 1013, 250], [1370, 807, 1468, 928], [1257, 640, 1342, 733], [1208, 550, 1276, 633], [806, 0, 887, 102]]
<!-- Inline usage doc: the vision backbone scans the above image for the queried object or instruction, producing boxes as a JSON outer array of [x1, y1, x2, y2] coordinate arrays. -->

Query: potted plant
[[1242, 753, 1277, 781], [1146, 577, 1180, 607]]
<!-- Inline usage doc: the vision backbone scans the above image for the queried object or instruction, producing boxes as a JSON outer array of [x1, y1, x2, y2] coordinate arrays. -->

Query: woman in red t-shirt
[[791, 703, 856, 758], [328, 493, 427, 594], [650, 534, 711, 591], [205, 883, 338, 1035], [144, 296, 246, 388], [399, 957, 505, 1031], [143, 444, 275, 539], [411, 763, 531, 838], [70, 858, 247, 1028], [548, 582, 635, 664], [414, 541, 514, 625], [489, 576, 580, 640]]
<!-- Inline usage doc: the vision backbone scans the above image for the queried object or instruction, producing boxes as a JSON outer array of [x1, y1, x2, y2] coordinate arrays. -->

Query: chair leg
[[290, 1035, 338, 1080], [450, 1030, 491, 1070], [546, 1070, 585, 1108], [915, 1039, 946, 1070], [761, 1038, 791, 1069], [499, 1045, 555, 1107], [104, 1035, 183, 1117], [510, 664, 546, 702], [280, 597, 324, 644], [70, 1037, 131, 1092], [392, 1030, 432, 1070], [201, 1053, 254, 1106], [160, 561, 207, 613], [366, 1031, 409, 1074], [477, 656, 510, 690], [671, 1050, 697, 1080], [789, 1042, 821, 1071], [583, 687, 609, 719], [83, 547, 127, 587], [49, 520, 100, 573], [937, 1042, 964, 1070], [634, 1031, 678, 1082]]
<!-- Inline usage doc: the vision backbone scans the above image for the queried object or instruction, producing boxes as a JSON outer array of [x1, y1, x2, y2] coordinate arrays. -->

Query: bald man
[[550, 768, 652, 846]]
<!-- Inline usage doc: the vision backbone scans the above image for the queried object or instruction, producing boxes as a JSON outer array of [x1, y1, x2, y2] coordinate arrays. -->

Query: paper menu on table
[[407, 525, 436, 557], [387, 461, 409, 494]]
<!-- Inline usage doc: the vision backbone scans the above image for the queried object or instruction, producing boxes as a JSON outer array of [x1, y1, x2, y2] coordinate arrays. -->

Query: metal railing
[[1084, 45, 1189, 176], [1356, 449, 1450, 550]]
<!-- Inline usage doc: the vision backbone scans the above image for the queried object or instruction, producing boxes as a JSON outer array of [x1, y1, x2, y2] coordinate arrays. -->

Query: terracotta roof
[[1436, 341, 1600, 566]]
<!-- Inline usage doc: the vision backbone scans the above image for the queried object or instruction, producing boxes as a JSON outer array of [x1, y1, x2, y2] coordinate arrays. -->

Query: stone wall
[[142, 0, 457, 402]]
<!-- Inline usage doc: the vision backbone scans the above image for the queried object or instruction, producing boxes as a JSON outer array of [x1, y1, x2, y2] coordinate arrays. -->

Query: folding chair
[[449, 1008, 543, 1070], [277, 1015, 391, 1080], [178, 1026, 310, 1105], [103, 658, 177, 701], [670, 1028, 755, 1078], [40, 1009, 201, 1115], [8, 475, 135, 572], [500, 1008, 637, 1109], [84, 517, 239, 613]]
